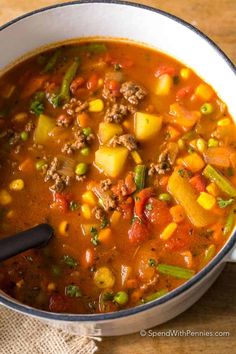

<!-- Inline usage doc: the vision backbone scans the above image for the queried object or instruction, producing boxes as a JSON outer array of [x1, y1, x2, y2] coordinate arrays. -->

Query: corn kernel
[[160, 222, 177, 240], [189, 139, 197, 149], [197, 192, 216, 210], [206, 183, 219, 197], [131, 150, 143, 164], [16, 279, 24, 288], [182, 153, 205, 172], [196, 138, 207, 153], [97, 78, 104, 87], [195, 84, 214, 101], [81, 204, 92, 219], [110, 210, 121, 226], [88, 99, 104, 112], [177, 139, 185, 150], [58, 221, 69, 237], [9, 179, 24, 191], [0, 190, 12, 205], [180, 67, 191, 80], [217, 118, 231, 126], [208, 138, 218, 148], [82, 191, 97, 206], [47, 282, 56, 291]]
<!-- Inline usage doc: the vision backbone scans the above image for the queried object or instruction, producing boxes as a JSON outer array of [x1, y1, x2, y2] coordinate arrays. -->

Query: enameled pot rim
[[0, 0, 235, 323]]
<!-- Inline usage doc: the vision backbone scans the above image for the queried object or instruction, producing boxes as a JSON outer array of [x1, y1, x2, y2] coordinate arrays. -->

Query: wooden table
[[0, 1, 235, 353]]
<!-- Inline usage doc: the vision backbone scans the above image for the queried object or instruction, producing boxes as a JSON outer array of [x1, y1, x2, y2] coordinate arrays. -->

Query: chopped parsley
[[146, 203, 153, 211], [226, 167, 234, 177], [131, 215, 143, 224], [30, 91, 45, 116], [69, 200, 79, 211], [178, 169, 185, 177], [62, 255, 78, 268], [148, 258, 157, 267], [217, 198, 234, 209], [101, 216, 109, 229], [65, 284, 81, 298], [90, 227, 100, 246]]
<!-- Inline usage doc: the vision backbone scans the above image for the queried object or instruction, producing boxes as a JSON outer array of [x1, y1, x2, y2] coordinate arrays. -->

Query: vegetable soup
[[0, 41, 235, 313]]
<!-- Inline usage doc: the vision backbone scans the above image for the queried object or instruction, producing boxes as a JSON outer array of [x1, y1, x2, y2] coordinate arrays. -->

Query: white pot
[[0, 1, 235, 336]]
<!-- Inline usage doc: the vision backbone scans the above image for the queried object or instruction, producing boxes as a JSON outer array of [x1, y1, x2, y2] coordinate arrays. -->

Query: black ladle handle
[[0, 223, 53, 262]]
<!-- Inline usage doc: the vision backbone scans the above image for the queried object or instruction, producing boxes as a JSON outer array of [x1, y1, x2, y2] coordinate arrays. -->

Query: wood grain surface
[[0, 1, 235, 353]]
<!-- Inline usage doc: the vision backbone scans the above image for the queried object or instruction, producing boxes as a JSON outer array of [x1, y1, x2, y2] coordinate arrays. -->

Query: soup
[[0, 41, 235, 314]]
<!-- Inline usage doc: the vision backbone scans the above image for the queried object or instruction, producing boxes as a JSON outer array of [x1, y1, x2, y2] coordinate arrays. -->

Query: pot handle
[[225, 245, 236, 263]]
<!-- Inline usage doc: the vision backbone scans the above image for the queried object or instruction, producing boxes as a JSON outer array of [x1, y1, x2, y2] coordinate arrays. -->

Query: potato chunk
[[135, 112, 162, 141], [98, 122, 123, 144], [34, 114, 56, 144], [95, 146, 129, 177]]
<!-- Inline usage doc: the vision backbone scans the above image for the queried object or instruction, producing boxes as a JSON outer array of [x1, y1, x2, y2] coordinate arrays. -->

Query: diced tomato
[[128, 219, 149, 245], [155, 65, 176, 78], [105, 53, 133, 68], [112, 174, 136, 199], [189, 174, 206, 192], [144, 198, 172, 230], [49, 294, 67, 313], [119, 197, 134, 220], [135, 188, 154, 219], [87, 74, 98, 91], [176, 86, 193, 100], [165, 222, 193, 251], [104, 79, 121, 97], [21, 75, 49, 98], [70, 76, 85, 94], [54, 193, 69, 212]]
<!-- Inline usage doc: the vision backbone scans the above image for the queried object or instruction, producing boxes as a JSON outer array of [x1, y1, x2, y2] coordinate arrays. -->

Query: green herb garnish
[[90, 227, 99, 246], [65, 284, 82, 298], [30, 91, 45, 116], [69, 200, 79, 211], [148, 258, 157, 267], [62, 255, 78, 268], [217, 197, 235, 208]]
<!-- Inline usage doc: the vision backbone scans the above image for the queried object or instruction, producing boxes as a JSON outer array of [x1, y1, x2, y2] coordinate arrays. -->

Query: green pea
[[159, 193, 171, 202], [80, 147, 90, 156], [20, 131, 29, 141], [35, 159, 47, 171], [75, 162, 88, 176], [200, 103, 214, 115], [82, 127, 92, 137], [113, 291, 128, 305]]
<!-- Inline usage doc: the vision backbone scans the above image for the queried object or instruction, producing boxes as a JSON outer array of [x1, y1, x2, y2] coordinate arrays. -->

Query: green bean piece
[[203, 164, 236, 197], [86, 43, 107, 54], [51, 58, 80, 107], [223, 205, 236, 236], [142, 289, 168, 303], [43, 48, 61, 73], [157, 264, 195, 280], [134, 165, 146, 190]]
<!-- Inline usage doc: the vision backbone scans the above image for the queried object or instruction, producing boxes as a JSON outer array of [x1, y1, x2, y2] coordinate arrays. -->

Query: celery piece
[[43, 48, 61, 73], [203, 164, 236, 197], [200, 244, 216, 268], [223, 205, 236, 236], [157, 264, 195, 280], [134, 165, 146, 190], [142, 289, 168, 303]]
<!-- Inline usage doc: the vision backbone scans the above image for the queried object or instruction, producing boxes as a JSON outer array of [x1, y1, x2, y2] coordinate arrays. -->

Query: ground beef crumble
[[25, 120, 35, 132], [62, 127, 94, 155], [120, 81, 147, 105], [148, 143, 179, 176], [93, 206, 106, 220], [104, 103, 129, 123], [44, 157, 71, 192], [100, 179, 112, 191], [109, 134, 138, 151], [63, 98, 89, 117]]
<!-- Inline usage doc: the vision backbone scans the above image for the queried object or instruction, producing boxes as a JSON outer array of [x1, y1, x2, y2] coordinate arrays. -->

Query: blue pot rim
[[0, 0, 235, 322]]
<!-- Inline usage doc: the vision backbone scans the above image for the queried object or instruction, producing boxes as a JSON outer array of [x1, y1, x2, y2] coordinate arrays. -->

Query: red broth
[[0, 41, 235, 313]]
